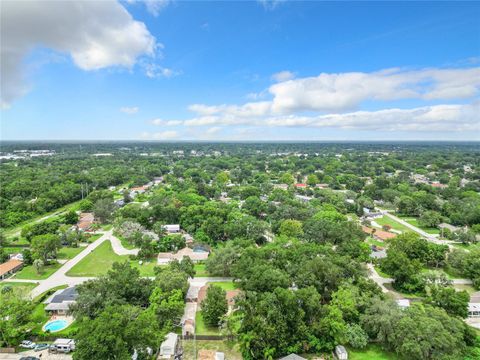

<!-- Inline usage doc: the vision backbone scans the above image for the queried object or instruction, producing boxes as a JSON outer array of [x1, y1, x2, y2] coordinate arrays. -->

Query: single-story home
[[273, 183, 289, 190], [44, 287, 78, 315], [277, 354, 307, 360], [159, 332, 178, 359], [77, 212, 95, 231], [468, 292, 480, 318], [294, 183, 307, 188], [362, 226, 396, 241], [396, 299, 411, 309], [335, 345, 348, 360], [438, 223, 460, 233], [158, 246, 209, 264], [295, 194, 312, 202], [163, 224, 181, 233], [0, 259, 23, 280]]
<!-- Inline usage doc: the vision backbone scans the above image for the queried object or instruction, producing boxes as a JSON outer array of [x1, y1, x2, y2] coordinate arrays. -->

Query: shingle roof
[[0, 259, 23, 276], [278, 354, 307, 360]]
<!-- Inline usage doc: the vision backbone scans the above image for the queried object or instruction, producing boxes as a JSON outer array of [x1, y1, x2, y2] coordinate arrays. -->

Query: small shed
[[335, 345, 348, 360], [278, 354, 307, 360]]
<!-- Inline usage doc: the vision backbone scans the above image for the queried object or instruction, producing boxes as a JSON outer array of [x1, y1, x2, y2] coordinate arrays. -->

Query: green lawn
[[3, 247, 27, 254], [57, 246, 84, 260], [101, 224, 113, 231], [210, 281, 237, 291], [194, 263, 208, 277], [195, 311, 221, 335], [14, 262, 62, 280], [375, 216, 411, 233], [365, 236, 385, 248], [397, 216, 440, 234], [66, 241, 157, 277], [349, 344, 399, 360], [183, 340, 242, 360], [0, 281, 38, 296], [374, 266, 391, 279], [117, 234, 137, 250], [85, 233, 102, 243]]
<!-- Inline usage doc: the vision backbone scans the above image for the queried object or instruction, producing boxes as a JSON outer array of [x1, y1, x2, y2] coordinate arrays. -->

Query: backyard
[[195, 311, 222, 336], [183, 340, 242, 360], [348, 344, 399, 360], [57, 246, 85, 260]]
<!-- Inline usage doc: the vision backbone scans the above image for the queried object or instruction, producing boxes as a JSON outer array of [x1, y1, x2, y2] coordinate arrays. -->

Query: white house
[[468, 292, 480, 318], [159, 332, 178, 359], [163, 224, 180, 233]]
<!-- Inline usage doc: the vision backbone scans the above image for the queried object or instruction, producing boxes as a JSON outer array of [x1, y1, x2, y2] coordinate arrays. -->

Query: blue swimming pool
[[44, 319, 68, 332]]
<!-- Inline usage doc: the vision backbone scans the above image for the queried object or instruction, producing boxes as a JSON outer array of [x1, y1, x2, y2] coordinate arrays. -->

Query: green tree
[[0, 291, 34, 347], [33, 259, 44, 274], [64, 210, 79, 225], [93, 198, 115, 224], [31, 234, 60, 264], [201, 285, 228, 327], [427, 286, 469, 318], [279, 219, 304, 238]]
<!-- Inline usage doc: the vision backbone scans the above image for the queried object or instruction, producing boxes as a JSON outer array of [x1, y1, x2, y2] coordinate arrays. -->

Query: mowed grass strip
[[57, 246, 84, 260], [375, 216, 411, 233], [66, 240, 157, 277], [348, 344, 399, 360], [195, 311, 221, 336]]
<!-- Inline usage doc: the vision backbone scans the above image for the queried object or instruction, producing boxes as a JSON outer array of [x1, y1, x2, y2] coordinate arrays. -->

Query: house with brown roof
[[0, 259, 23, 280], [76, 212, 95, 231], [362, 226, 397, 241]]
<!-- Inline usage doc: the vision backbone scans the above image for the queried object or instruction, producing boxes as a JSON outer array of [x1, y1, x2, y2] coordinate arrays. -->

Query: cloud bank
[[0, 0, 156, 108]]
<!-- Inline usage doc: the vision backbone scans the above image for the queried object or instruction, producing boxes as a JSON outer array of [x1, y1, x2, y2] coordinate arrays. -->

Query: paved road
[[109, 233, 139, 255], [382, 211, 456, 248], [366, 263, 393, 293]]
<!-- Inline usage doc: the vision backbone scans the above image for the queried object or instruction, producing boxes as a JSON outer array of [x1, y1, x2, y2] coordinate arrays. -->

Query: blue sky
[[1, 0, 479, 141]]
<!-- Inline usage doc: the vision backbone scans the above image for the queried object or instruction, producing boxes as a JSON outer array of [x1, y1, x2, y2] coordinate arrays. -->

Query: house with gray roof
[[44, 287, 78, 315]]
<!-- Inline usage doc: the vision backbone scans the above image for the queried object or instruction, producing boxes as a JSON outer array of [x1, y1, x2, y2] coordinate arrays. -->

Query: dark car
[[20, 357, 40, 360]]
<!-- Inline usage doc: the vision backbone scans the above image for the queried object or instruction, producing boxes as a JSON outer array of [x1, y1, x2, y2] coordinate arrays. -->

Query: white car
[[20, 340, 36, 349]]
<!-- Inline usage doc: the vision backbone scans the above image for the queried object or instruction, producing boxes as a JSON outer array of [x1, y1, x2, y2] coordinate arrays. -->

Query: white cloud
[[125, 0, 170, 16], [271, 70, 295, 82], [268, 67, 480, 113], [1, 0, 156, 108], [151, 118, 183, 126], [144, 63, 180, 78], [185, 66, 480, 118], [177, 103, 480, 133], [257, 0, 286, 10], [205, 126, 222, 135], [120, 106, 139, 114]]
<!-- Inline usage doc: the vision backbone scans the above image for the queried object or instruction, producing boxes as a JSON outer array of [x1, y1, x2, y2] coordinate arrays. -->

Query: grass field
[[14, 262, 62, 280], [375, 216, 411, 233], [194, 263, 208, 277], [183, 340, 242, 360], [349, 344, 399, 360], [85, 233, 103, 243], [0, 281, 38, 295], [195, 311, 221, 335], [57, 246, 84, 259], [397, 216, 440, 234], [117, 234, 137, 250], [210, 281, 237, 291], [66, 241, 157, 277], [365, 236, 385, 248]]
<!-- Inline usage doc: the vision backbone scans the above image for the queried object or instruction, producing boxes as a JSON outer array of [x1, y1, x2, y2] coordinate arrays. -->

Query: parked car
[[34, 343, 49, 351], [20, 340, 36, 349], [20, 357, 40, 360]]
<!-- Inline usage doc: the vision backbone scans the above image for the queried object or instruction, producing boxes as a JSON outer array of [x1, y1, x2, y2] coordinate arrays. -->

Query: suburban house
[[158, 247, 209, 264], [295, 194, 313, 202], [468, 292, 480, 318], [163, 224, 181, 234], [273, 183, 289, 190], [396, 299, 411, 309], [0, 259, 23, 280], [199, 350, 225, 360], [315, 183, 329, 189], [277, 354, 307, 360], [44, 287, 78, 315], [159, 332, 178, 359], [76, 212, 94, 231], [182, 319, 195, 337], [294, 183, 307, 188], [362, 226, 396, 241], [438, 223, 460, 233], [431, 181, 448, 189], [335, 345, 348, 360]]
